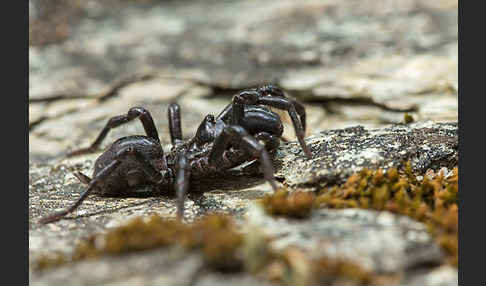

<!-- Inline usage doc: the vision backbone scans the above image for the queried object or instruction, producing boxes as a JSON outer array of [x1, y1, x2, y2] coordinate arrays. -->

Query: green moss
[[404, 113, 414, 124]]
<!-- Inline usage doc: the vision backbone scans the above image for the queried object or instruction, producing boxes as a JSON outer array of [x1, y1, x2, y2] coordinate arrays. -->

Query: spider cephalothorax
[[39, 84, 312, 224]]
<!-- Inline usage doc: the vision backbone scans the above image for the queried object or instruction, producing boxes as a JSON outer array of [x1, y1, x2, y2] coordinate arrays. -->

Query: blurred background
[[29, 0, 457, 161]]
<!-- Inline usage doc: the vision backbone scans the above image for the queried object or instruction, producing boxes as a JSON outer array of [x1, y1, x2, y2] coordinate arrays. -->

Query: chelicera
[[39, 84, 312, 224]]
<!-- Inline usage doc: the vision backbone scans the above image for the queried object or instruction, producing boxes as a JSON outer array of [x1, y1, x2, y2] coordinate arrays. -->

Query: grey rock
[[274, 121, 458, 187], [246, 207, 445, 275], [29, 0, 457, 99], [29, 0, 458, 285], [29, 0, 457, 162], [29, 121, 457, 234], [29, 0, 457, 122], [29, 78, 212, 160], [31, 248, 205, 286], [29, 120, 457, 285], [28, 159, 275, 254], [398, 265, 458, 286], [31, 247, 278, 286], [194, 273, 277, 286]]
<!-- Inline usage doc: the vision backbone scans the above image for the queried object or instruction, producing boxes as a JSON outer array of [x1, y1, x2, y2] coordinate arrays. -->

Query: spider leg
[[67, 107, 160, 157], [208, 125, 278, 190], [256, 84, 307, 131], [217, 85, 306, 131], [232, 91, 312, 158], [254, 131, 280, 151], [39, 159, 123, 224], [73, 171, 92, 185], [39, 147, 164, 224], [175, 153, 191, 219], [168, 103, 183, 146], [288, 98, 306, 132], [216, 86, 310, 158]]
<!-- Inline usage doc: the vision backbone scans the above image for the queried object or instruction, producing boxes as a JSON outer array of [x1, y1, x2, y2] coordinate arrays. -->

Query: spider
[[38, 84, 312, 224]]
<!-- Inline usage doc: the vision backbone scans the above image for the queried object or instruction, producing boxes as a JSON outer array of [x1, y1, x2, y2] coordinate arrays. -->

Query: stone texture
[[31, 249, 205, 286], [29, 122, 458, 285], [29, 0, 458, 285], [31, 247, 278, 286], [29, 0, 457, 161], [274, 121, 457, 187], [398, 265, 458, 286], [29, 122, 457, 234], [246, 207, 444, 275], [29, 0, 457, 99]]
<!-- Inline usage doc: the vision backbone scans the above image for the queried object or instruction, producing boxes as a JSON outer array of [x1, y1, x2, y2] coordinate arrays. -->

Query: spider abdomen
[[240, 106, 284, 137], [92, 135, 165, 194]]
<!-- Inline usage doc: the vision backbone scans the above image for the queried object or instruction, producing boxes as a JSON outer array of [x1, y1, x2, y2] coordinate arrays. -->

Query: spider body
[[39, 84, 311, 224]]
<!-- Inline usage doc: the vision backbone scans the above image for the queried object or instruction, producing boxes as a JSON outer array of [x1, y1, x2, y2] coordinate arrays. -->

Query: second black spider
[[39, 84, 312, 224]]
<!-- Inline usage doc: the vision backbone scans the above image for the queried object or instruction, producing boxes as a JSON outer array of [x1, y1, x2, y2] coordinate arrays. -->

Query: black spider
[[38, 84, 312, 224]]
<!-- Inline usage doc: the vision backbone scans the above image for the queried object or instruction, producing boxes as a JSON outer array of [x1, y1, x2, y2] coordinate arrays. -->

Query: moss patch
[[317, 163, 458, 266], [268, 248, 374, 286], [34, 213, 376, 285], [313, 256, 373, 285], [34, 214, 244, 272], [35, 252, 67, 271], [259, 188, 315, 219], [34, 162, 457, 284], [262, 163, 458, 267], [404, 113, 415, 124]]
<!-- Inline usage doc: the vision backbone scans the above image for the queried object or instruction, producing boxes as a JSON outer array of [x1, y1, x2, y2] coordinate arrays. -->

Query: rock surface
[[31, 248, 278, 286], [29, 122, 458, 286], [274, 121, 458, 187], [29, 0, 457, 162], [248, 207, 444, 274], [29, 0, 458, 285]]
